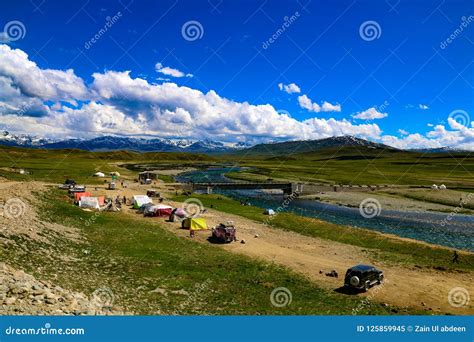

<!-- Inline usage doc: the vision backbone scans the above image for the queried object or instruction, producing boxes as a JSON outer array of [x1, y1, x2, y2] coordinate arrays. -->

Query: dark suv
[[344, 265, 383, 291]]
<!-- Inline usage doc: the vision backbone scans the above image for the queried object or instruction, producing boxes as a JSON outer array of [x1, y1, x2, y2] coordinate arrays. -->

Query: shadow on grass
[[334, 286, 363, 296]]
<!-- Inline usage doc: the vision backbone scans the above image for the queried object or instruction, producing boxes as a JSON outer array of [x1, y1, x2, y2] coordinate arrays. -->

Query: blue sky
[[0, 0, 473, 149]]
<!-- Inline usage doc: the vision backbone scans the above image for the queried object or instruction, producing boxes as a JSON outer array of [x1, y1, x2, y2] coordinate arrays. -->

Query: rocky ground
[[0, 262, 125, 315], [0, 179, 128, 315]]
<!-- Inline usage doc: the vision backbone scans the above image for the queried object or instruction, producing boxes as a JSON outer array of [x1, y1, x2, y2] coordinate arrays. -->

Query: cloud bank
[[0, 44, 473, 150]]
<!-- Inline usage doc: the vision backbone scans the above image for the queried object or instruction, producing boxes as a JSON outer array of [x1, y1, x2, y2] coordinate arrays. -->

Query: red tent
[[151, 204, 173, 217], [74, 192, 92, 202]]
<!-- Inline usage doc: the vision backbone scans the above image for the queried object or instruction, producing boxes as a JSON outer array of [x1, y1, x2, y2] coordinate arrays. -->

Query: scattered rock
[[149, 287, 167, 295], [241, 240, 246, 244], [0, 262, 126, 315], [170, 289, 189, 296]]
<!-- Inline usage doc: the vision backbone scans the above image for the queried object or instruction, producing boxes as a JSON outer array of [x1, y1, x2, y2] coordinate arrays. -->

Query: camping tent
[[132, 195, 152, 209], [263, 208, 275, 215], [169, 208, 187, 222], [439, 184, 447, 190], [431, 184, 438, 190], [143, 204, 173, 217], [79, 197, 100, 210], [182, 218, 208, 230], [138, 202, 154, 213], [93, 172, 105, 177], [175, 208, 187, 218], [97, 196, 105, 206], [154, 204, 173, 217], [74, 191, 92, 202]]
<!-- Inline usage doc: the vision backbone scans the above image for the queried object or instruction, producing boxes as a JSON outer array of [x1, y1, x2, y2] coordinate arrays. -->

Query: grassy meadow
[[1, 188, 423, 315], [226, 147, 474, 187], [173, 193, 474, 272], [1, 145, 473, 188], [0, 146, 214, 184]]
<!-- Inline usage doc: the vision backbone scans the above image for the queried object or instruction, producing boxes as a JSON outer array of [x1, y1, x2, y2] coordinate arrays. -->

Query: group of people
[[115, 195, 127, 207], [239, 199, 252, 206]]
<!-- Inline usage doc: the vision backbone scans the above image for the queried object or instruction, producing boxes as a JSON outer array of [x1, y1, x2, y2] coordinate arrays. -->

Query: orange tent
[[97, 196, 105, 206], [74, 192, 92, 202]]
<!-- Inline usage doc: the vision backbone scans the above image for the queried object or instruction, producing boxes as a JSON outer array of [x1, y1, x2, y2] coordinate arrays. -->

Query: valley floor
[[0, 178, 472, 315]]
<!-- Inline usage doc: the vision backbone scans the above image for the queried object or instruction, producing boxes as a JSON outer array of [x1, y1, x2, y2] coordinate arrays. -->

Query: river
[[176, 167, 474, 251]]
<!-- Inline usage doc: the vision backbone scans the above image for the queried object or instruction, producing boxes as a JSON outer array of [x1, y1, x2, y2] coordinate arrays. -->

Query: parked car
[[212, 222, 237, 243], [344, 264, 383, 291]]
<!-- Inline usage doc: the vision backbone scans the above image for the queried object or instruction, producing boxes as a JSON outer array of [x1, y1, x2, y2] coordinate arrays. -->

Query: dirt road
[[2, 179, 473, 315], [108, 181, 474, 315]]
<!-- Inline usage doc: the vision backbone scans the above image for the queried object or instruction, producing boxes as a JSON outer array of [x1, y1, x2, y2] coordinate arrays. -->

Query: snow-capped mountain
[[0, 132, 249, 153], [0, 132, 469, 154], [0, 131, 56, 147]]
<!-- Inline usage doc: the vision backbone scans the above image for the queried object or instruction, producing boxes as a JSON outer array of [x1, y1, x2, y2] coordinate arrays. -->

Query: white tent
[[439, 184, 447, 190], [431, 184, 438, 190], [132, 195, 152, 208], [93, 172, 105, 177], [79, 197, 100, 209], [263, 208, 276, 215]]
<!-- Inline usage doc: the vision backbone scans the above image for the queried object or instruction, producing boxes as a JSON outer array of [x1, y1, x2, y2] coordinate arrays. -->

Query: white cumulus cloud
[[298, 94, 341, 113], [278, 82, 301, 94], [0, 44, 473, 150], [155, 62, 193, 78], [352, 107, 388, 120]]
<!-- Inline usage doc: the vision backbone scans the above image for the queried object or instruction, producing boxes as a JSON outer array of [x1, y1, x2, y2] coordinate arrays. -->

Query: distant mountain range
[[0, 131, 250, 153], [0, 131, 471, 154]]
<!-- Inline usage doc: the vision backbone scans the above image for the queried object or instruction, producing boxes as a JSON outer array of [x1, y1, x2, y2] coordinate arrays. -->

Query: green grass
[[225, 147, 474, 187], [385, 189, 474, 210], [0, 146, 214, 184], [173, 194, 474, 272], [2, 145, 473, 188], [156, 174, 175, 183], [0, 188, 424, 315]]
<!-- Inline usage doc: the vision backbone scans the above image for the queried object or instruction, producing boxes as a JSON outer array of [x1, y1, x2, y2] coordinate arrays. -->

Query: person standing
[[452, 250, 460, 264]]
